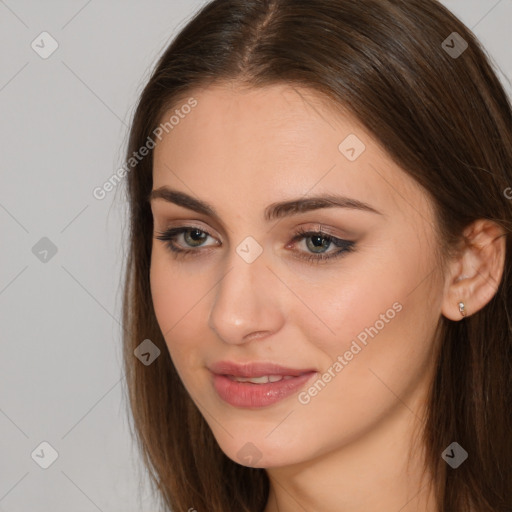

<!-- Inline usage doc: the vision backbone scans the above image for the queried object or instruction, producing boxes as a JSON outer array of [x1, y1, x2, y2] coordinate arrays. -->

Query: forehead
[[154, 83, 364, 164], [152, 83, 431, 225]]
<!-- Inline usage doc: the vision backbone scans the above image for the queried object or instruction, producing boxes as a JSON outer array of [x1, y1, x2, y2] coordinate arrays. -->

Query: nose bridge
[[208, 243, 285, 344]]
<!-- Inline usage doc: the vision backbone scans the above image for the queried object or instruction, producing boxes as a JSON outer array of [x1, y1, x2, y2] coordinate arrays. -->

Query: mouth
[[208, 360, 318, 408], [208, 360, 315, 378], [226, 374, 298, 383]]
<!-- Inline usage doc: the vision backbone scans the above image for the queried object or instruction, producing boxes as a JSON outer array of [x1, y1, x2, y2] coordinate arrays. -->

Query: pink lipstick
[[209, 361, 317, 408]]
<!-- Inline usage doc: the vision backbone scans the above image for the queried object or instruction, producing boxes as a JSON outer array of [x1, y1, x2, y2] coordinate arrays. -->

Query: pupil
[[186, 229, 206, 246], [308, 235, 330, 253]]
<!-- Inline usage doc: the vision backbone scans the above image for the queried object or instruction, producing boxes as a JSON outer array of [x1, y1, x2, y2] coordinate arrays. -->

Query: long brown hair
[[121, 1, 512, 510]]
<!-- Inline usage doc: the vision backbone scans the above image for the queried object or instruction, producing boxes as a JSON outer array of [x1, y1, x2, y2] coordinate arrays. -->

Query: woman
[[121, 1, 512, 510]]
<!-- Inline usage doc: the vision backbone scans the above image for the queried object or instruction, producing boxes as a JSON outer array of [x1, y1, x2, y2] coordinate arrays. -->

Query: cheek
[[149, 251, 207, 361], [285, 256, 403, 358], [274, 276, 435, 461], [290, 238, 438, 394]]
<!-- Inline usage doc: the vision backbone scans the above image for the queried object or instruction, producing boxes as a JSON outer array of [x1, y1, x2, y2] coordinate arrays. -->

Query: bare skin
[[149, 83, 505, 512]]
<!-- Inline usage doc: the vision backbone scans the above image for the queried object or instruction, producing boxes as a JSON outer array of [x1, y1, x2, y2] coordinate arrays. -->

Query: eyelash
[[154, 225, 356, 265]]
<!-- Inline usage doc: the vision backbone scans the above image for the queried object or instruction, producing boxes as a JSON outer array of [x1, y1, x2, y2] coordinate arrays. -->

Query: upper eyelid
[[160, 225, 349, 248], [156, 220, 352, 240]]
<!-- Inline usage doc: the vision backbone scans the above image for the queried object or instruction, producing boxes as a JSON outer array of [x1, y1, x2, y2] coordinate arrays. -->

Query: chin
[[212, 430, 309, 469]]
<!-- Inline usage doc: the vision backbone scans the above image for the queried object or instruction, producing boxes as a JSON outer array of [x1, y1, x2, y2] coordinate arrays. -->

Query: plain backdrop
[[1, 1, 511, 511]]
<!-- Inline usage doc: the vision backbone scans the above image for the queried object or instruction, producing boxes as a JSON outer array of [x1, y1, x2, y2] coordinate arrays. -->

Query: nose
[[208, 247, 286, 345]]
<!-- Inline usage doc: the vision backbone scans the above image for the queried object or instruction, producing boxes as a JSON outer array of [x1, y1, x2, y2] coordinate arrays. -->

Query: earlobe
[[441, 219, 506, 321]]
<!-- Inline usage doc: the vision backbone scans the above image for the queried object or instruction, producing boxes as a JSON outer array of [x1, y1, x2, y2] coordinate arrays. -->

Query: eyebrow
[[148, 186, 383, 221]]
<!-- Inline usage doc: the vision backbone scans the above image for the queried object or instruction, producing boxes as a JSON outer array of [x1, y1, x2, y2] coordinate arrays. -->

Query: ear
[[441, 219, 506, 321]]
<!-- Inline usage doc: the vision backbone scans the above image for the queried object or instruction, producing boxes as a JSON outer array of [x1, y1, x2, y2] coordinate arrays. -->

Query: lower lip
[[211, 371, 317, 408]]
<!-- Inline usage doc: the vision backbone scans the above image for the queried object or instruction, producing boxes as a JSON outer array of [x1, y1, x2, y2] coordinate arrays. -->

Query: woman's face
[[149, 83, 445, 468]]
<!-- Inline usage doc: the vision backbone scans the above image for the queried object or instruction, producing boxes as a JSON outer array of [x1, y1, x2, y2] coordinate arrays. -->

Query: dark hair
[[121, 1, 512, 510]]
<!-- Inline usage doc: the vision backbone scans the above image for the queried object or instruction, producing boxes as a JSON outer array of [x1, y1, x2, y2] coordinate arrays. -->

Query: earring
[[458, 301, 466, 317]]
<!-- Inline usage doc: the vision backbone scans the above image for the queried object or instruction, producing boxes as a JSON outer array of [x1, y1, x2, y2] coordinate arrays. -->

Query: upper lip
[[209, 361, 316, 378]]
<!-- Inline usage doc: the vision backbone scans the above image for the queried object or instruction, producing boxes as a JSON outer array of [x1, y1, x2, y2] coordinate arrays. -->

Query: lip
[[209, 360, 315, 378], [209, 361, 318, 408]]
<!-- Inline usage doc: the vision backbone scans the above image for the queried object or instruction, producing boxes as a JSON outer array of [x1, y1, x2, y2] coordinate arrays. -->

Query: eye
[[154, 226, 218, 258], [154, 224, 356, 264], [287, 226, 356, 264]]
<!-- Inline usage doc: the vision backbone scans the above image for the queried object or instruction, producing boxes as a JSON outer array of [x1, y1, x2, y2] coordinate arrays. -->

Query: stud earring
[[458, 301, 466, 317]]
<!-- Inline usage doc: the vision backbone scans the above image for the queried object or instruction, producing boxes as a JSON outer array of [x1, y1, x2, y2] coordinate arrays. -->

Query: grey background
[[0, 1, 510, 511]]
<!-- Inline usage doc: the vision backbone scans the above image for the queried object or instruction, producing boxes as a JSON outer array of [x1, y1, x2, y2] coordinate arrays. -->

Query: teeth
[[228, 375, 296, 384]]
